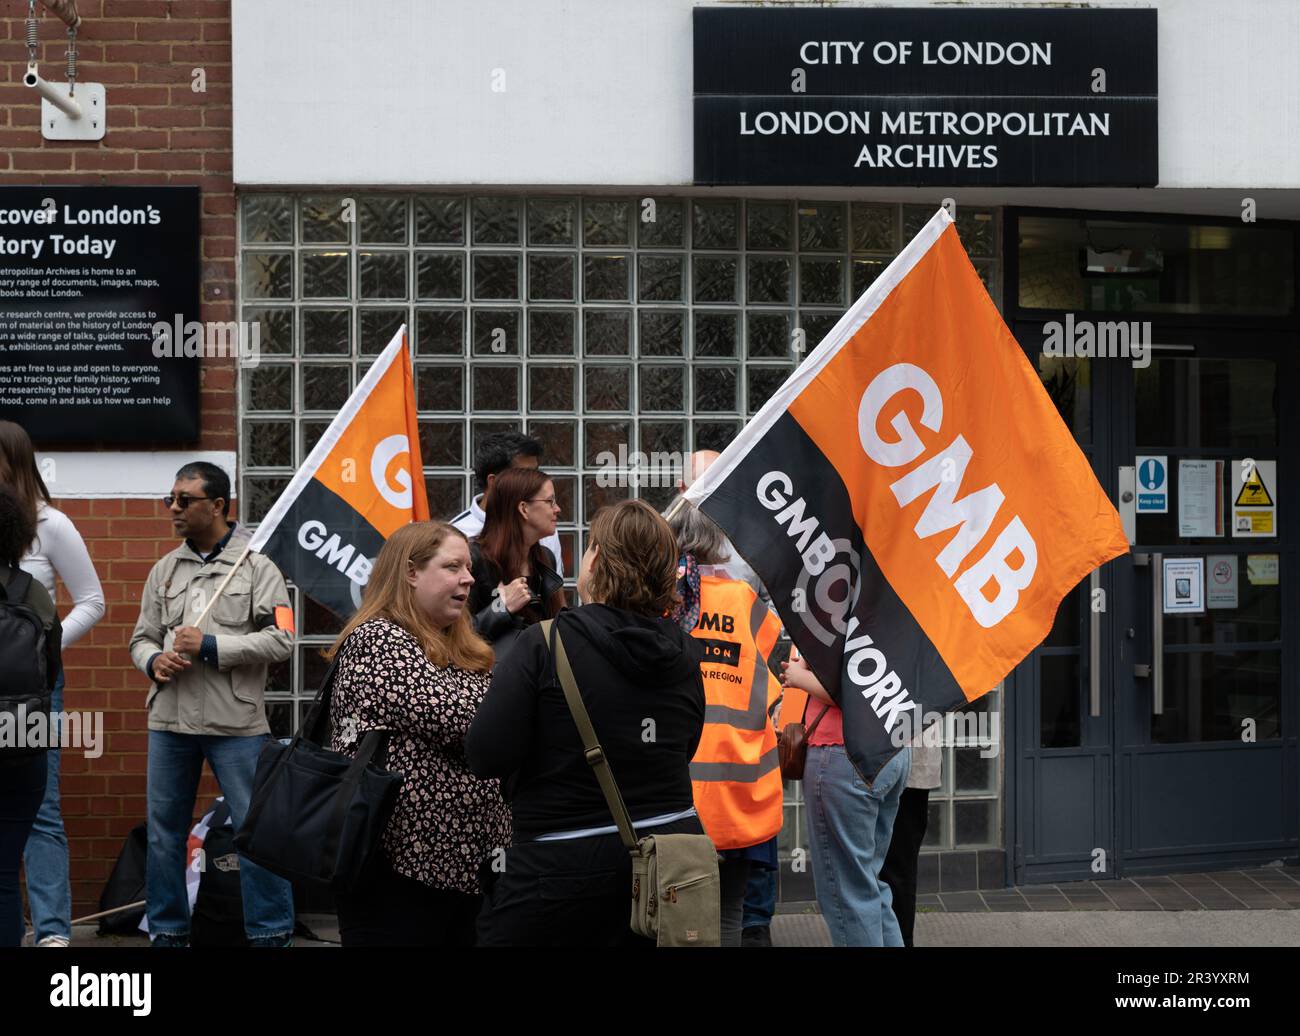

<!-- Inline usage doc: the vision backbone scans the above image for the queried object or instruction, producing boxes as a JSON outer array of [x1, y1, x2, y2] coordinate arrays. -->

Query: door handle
[[1089, 568, 1101, 717], [1132, 552, 1164, 715], [1117, 465, 1136, 546]]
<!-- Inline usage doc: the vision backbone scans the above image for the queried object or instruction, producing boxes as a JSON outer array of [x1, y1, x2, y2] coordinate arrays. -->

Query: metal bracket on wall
[[37, 81, 105, 141], [24, 0, 102, 141]]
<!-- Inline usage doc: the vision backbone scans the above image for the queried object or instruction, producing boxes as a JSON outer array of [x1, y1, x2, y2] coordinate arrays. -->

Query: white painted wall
[[37, 452, 237, 499], [233, 0, 1300, 191]]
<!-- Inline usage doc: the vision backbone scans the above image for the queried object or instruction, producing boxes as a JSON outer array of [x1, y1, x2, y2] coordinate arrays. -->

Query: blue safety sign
[[1136, 455, 1168, 513]]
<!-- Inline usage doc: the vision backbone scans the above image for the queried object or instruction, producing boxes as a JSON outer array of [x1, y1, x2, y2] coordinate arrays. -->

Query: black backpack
[[0, 568, 60, 764], [192, 800, 250, 947], [97, 823, 149, 936]]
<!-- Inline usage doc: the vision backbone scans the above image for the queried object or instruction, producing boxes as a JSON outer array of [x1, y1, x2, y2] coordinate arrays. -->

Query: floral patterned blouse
[[327, 617, 511, 895]]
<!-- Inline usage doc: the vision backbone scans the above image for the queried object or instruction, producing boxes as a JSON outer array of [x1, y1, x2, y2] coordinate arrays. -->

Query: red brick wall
[[1, 1, 235, 917]]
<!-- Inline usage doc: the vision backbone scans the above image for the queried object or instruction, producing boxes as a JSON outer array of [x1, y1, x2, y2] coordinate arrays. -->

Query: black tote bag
[[234, 656, 403, 893]]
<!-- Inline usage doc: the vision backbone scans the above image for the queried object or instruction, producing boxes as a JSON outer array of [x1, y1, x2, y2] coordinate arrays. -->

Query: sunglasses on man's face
[[163, 494, 211, 510]]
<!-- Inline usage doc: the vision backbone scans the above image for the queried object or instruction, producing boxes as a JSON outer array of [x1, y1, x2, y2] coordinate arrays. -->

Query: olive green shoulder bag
[[541, 619, 721, 948]]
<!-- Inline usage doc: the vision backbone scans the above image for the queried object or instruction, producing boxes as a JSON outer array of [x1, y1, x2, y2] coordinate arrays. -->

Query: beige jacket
[[129, 535, 293, 736]]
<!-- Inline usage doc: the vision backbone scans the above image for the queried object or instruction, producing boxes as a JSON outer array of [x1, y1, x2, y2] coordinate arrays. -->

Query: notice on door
[[1206, 554, 1238, 609], [1246, 554, 1279, 586], [1178, 459, 1223, 537], [0, 185, 200, 443], [1231, 459, 1277, 539], [1163, 556, 1205, 614], [1136, 455, 1168, 513]]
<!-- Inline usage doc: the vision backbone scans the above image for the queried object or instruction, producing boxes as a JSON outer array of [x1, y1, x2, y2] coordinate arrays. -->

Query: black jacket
[[467, 540, 564, 650], [466, 604, 706, 837]]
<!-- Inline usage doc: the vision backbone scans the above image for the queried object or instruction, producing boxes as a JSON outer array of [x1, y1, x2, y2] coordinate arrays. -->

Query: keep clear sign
[[1136, 455, 1168, 513], [1232, 459, 1277, 538]]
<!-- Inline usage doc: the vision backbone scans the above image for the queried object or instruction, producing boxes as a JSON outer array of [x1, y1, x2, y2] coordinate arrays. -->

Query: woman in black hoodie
[[466, 499, 706, 947]]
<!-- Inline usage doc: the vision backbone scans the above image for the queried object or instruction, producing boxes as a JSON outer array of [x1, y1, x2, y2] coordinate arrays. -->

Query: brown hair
[[586, 499, 679, 617], [0, 420, 52, 535], [477, 465, 565, 613], [0, 485, 36, 569], [326, 522, 494, 673]]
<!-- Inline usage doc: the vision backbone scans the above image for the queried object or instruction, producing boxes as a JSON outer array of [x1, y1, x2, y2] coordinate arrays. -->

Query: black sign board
[[694, 7, 1158, 187], [0, 185, 201, 442]]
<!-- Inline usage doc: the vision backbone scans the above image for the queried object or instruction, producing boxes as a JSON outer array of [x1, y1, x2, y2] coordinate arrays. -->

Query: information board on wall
[[694, 7, 1158, 187], [0, 186, 200, 442]]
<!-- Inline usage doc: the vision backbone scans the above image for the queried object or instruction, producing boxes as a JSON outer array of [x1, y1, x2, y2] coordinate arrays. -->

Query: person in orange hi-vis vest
[[668, 500, 783, 947]]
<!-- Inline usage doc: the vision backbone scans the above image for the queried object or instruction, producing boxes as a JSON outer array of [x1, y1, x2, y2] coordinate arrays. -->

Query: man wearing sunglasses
[[128, 462, 295, 948]]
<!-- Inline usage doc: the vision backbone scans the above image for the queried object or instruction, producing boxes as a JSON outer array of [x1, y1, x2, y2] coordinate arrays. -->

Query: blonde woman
[[326, 522, 510, 947]]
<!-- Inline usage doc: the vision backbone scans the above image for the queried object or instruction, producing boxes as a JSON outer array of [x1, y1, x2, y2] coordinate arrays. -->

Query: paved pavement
[[919, 866, 1300, 913], [49, 866, 1300, 949], [771, 909, 1300, 947], [58, 906, 1300, 948]]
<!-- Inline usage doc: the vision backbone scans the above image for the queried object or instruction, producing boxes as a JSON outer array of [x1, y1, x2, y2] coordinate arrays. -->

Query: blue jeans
[[0, 755, 47, 948], [742, 836, 778, 929], [23, 674, 70, 942], [146, 730, 294, 941], [805, 744, 910, 947]]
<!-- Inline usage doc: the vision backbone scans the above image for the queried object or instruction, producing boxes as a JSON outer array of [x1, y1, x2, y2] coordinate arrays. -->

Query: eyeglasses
[[526, 497, 559, 508], [163, 494, 211, 509]]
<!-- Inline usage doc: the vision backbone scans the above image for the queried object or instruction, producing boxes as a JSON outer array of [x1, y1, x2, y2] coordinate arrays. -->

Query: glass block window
[[238, 193, 1004, 880], [922, 685, 1004, 853]]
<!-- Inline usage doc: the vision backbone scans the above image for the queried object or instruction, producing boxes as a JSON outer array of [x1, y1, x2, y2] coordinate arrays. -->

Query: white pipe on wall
[[24, 64, 82, 119]]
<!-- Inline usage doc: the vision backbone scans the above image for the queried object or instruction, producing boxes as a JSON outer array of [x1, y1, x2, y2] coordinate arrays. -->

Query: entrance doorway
[[1005, 210, 1298, 884]]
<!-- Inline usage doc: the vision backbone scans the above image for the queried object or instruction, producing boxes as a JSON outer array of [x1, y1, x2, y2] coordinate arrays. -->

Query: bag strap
[[301, 656, 343, 747], [806, 703, 830, 737], [541, 619, 639, 852], [0, 567, 33, 605]]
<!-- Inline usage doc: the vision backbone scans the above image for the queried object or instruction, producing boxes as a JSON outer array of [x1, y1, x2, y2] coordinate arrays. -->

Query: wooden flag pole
[[663, 495, 689, 523], [69, 899, 146, 926], [187, 539, 254, 634]]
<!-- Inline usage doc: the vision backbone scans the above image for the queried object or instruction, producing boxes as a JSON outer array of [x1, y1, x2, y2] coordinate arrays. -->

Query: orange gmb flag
[[248, 326, 428, 616], [685, 208, 1128, 782]]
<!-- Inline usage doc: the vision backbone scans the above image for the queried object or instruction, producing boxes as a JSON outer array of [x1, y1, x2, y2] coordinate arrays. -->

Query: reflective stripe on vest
[[689, 745, 780, 783], [689, 576, 784, 850]]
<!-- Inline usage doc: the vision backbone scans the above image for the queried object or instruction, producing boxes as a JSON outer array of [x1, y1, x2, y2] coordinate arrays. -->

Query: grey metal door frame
[[1010, 324, 1298, 884]]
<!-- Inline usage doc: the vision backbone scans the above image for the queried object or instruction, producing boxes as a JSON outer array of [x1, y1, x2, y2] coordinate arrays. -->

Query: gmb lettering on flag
[[247, 325, 428, 616], [684, 207, 1128, 783]]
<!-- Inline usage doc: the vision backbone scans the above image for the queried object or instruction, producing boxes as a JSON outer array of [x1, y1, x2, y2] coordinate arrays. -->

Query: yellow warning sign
[[1234, 511, 1274, 535], [1232, 460, 1278, 540], [1235, 466, 1273, 507]]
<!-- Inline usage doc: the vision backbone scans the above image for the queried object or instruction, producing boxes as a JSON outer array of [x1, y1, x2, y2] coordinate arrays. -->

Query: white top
[[21, 503, 106, 648], [450, 493, 564, 577], [908, 741, 943, 790]]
